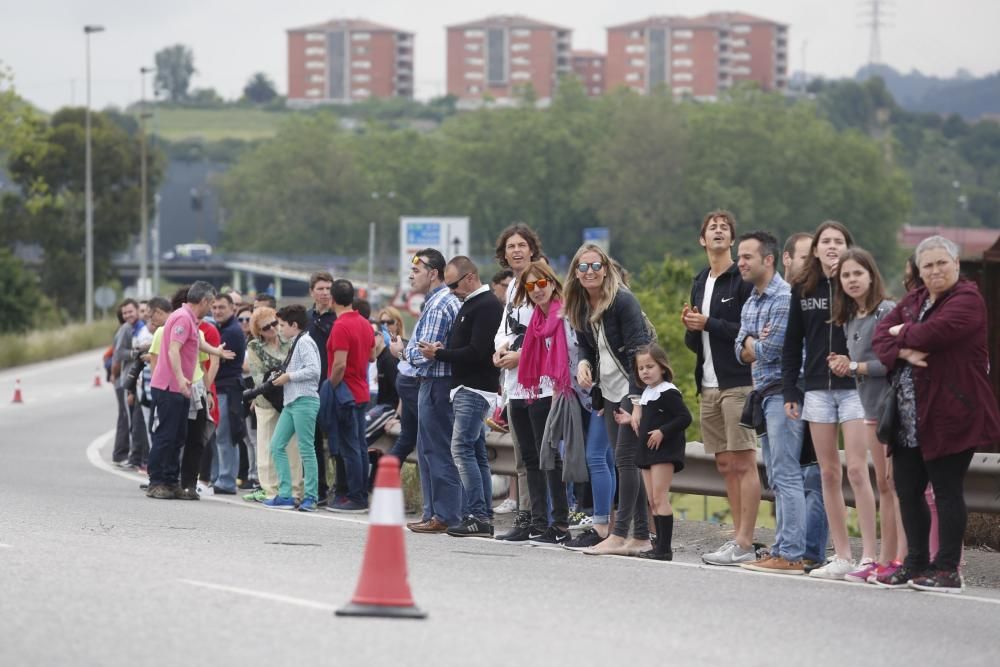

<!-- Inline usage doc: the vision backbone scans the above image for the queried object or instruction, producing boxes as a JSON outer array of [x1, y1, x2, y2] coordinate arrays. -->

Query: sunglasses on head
[[446, 272, 470, 290], [261, 320, 279, 332], [524, 278, 550, 291], [577, 261, 604, 274], [411, 255, 431, 270]]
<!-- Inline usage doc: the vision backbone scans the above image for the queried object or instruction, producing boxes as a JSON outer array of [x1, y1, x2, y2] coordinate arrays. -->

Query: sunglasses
[[261, 320, 279, 332], [411, 255, 431, 270], [446, 272, 470, 290], [237, 316, 251, 323], [577, 261, 604, 274], [524, 278, 550, 291], [379, 319, 395, 326]]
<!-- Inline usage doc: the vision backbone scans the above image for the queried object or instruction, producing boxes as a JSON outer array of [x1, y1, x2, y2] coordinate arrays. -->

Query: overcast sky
[[2, 0, 998, 112]]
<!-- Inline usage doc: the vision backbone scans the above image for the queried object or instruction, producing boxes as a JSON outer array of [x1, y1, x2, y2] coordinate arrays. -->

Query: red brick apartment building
[[287, 18, 414, 106], [605, 12, 788, 99], [572, 50, 606, 97], [446, 15, 572, 107]]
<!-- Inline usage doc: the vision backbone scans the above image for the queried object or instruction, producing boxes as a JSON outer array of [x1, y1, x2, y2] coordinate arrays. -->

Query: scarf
[[517, 298, 572, 398]]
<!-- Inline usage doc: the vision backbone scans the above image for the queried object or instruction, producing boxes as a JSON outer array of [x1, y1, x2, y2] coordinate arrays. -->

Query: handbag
[[875, 374, 898, 447]]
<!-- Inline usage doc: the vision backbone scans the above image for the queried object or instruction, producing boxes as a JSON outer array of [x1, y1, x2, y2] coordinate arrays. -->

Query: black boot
[[637, 515, 673, 560]]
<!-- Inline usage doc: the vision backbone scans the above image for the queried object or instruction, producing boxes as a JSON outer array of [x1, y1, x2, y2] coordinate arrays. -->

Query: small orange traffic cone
[[336, 455, 427, 619], [93, 368, 102, 388], [11, 379, 23, 404]]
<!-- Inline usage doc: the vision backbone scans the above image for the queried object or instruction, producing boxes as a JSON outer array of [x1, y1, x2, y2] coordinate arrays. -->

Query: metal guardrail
[[372, 424, 1000, 514]]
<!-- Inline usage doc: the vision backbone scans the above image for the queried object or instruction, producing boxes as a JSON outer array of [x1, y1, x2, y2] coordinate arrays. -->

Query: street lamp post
[[138, 66, 154, 297], [84, 24, 105, 323], [369, 191, 395, 301]]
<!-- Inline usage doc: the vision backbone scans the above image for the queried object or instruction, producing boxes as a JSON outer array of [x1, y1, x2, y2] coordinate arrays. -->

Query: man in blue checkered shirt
[[390, 248, 463, 532], [733, 230, 807, 574]]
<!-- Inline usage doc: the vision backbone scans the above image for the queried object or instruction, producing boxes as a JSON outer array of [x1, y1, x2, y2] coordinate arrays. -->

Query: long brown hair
[[634, 343, 674, 383], [830, 247, 887, 325], [792, 220, 855, 296], [563, 243, 624, 330], [512, 261, 563, 307]]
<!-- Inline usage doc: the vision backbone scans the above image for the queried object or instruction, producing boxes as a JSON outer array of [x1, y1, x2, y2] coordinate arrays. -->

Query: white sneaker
[[197, 483, 214, 497], [702, 540, 747, 566], [493, 498, 517, 514], [809, 556, 855, 580]]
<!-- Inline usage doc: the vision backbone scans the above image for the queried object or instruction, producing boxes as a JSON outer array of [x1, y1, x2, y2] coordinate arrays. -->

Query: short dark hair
[[353, 298, 371, 320], [494, 223, 543, 268], [213, 293, 234, 306], [170, 287, 189, 310], [700, 210, 737, 240], [447, 255, 478, 279], [118, 298, 139, 313], [253, 293, 277, 309], [276, 304, 308, 330], [414, 248, 446, 280], [148, 297, 171, 313], [491, 268, 514, 285], [332, 279, 355, 307], [783, 232, 812, 257], [737, 231, 779, 263], [309, 271, 334, 289], [187, 281, 217, 304]]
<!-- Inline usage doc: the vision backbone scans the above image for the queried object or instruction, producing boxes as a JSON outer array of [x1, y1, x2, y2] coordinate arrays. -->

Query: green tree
[[0, 248, 41, 332], [243, 72, 277, 104], [154, 44, 196, 102]]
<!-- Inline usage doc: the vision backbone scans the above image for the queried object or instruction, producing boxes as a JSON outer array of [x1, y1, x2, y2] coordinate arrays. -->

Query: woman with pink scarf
[[511, 260, 574, 547]]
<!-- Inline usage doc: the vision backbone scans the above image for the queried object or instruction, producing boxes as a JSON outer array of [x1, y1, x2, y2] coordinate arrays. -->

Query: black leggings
[[509, 397, 569, 530], [892, 446, 974, 572]]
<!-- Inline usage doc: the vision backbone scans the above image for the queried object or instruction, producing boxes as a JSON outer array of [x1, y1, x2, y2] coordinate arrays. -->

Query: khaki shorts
[[700, 386, 757, 454]]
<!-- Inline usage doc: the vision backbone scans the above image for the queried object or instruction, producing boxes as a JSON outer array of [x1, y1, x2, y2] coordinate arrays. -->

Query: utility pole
[[138, 66, 154, 297], [83, 24, 105, 324], [859, 0, 892, 70]]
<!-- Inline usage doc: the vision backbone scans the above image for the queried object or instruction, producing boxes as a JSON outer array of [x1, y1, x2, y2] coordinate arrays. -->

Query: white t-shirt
[[493, 277, 552, 401], [701, 274, 719, 389]]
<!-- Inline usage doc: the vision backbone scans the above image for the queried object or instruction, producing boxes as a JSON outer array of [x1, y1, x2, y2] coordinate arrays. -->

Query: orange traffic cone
[[336, 455, 427, 619], [11, 379, 23, 404], [93, 368, 102, 388]]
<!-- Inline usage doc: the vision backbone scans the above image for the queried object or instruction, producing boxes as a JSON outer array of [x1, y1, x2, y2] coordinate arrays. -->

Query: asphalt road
[[2, 351, 1000, 667]]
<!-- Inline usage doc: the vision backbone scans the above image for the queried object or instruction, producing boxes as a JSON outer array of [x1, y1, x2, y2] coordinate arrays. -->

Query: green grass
[[152, 107, 289, 142], [0, 319, 118, 370]]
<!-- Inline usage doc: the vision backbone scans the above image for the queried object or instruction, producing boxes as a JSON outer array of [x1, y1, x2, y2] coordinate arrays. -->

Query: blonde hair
[[377, 306, 406, 339], [563, 243, 623, 331], [249, 306, 277, 338]]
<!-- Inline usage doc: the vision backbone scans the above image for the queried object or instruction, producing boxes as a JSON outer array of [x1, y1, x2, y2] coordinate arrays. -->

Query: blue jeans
[[762, 394, 806, 561], [585, 411, 616, 525], [148, 388, 188, 487], [417, 378, 462, 527], [213, 392, 239, 492], [336, 402, 369, 505], [390, 374, 427, 519], [803, 463, 828, 562], [450, 388, 492, 521]]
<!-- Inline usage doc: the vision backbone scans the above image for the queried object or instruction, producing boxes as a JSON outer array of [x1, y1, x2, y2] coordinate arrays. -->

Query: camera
[[242, 379, 274, 402], [128, 344, 151, 362]]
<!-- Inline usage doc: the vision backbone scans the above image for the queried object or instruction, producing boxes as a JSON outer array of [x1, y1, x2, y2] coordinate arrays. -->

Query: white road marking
[[178, 579, 338, 611], [0, 543, 12, 548]]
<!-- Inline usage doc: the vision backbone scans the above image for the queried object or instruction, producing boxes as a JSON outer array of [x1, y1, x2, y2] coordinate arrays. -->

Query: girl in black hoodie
[[781, 221, 871, 580]]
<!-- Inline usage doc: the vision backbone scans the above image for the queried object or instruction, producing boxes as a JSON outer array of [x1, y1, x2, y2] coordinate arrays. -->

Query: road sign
[[398, 217, 470, 294], [583, 227, 611, 253], [94, 286, 116, 310]]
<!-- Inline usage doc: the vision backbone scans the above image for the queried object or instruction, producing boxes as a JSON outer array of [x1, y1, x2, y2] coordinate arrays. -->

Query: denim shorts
[[801, 389, 865, 424]]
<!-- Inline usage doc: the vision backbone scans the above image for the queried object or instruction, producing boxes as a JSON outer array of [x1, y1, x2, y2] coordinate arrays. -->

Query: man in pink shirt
[[147, 282, 233, 499]]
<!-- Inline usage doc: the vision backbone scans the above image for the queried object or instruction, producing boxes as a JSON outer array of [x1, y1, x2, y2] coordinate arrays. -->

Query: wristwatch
[[848, 361, 858, 377]]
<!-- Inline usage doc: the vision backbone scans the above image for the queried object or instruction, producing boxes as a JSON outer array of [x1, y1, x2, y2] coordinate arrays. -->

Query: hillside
[[856, 64, 1000, 120]]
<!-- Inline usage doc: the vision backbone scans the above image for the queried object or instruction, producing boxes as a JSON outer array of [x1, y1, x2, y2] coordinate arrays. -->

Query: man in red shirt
[[326, 279, 376, 512]]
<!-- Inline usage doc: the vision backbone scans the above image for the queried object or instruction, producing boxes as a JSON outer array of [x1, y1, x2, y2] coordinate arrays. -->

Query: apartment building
[[571, 50, 606, 97], [446, 15, 572, 106], [287, 18, 414, 106], [605, 12, 788, 100]]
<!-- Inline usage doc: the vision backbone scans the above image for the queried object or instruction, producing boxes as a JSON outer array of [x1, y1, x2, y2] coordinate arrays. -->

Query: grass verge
[[0, 320, 117, 370]]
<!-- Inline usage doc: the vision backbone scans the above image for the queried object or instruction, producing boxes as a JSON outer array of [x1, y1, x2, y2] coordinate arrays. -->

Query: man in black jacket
[[682, 210, 761, 566], [421, 256, 503, 538], [307, 271, 336, 503]]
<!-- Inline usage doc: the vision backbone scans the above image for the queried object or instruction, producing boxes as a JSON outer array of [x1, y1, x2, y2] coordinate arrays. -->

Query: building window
[[674, 86, 693, 94], [465, 42, 481, 52], [649, 28, 666, 85], [673, 72, 693, 82], [327, 30, 345, 99], [593, 59, 601, 66], [731, 52, 750, 61], [353, 88, 370, 97], [733, 25, 752, 34], [673, 29, 693, 39], [512, 56, 529, 65], [733, 66, 751, 75], [352, 73, 370, 82], [629, 58, 645, 67], [672, 43, 689, 53], [487, 28, 507, 85], [351, 32, 370, 41], [468, 85, 481, 93], [592, 73, 601, 81], [305, 46, 325, 56], [626, 44, 646, 54], [355, 46, 368, 55], [309, 74, 324, 83], [511, 71, 531, 81], [464, 29, 484, 38], [305, 60, 324, 70], [672, 58, 693, 67], [466, 57, 484, 66], [626, 73, 641, 82], [511, 43, 530, 52], [465, 71, 484, 80], [511, 28, 531, 37], [305, 33, 324, 42], [629, 30, 643, 39], [731, 38, 748, 47], [305, 88, 321, 97], [591, 86, 601, 94], [353, 60, 371, 69]]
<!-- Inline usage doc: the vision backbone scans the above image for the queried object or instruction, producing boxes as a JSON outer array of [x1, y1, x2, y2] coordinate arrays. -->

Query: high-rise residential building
[[286, 18, 414, 106], [446, 15, 572, 107], [605, 12, 788, 100], [571, 50, 606, 97]]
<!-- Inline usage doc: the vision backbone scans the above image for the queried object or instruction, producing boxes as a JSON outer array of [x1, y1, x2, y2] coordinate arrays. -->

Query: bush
[[0, 319, 118, 369]]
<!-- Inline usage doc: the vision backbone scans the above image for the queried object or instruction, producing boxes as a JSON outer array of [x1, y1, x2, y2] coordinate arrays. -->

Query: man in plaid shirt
[[733, 230, 807, 574], [390, 248, 463, 532]]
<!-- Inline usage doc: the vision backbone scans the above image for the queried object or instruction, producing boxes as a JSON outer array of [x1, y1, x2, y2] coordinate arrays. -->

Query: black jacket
[[308, 306, 337, 389], [575, 288, 651, 396], [781, 276, 855, 404], [435, 289, 503, 393], [684, 263, 753, 394]]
